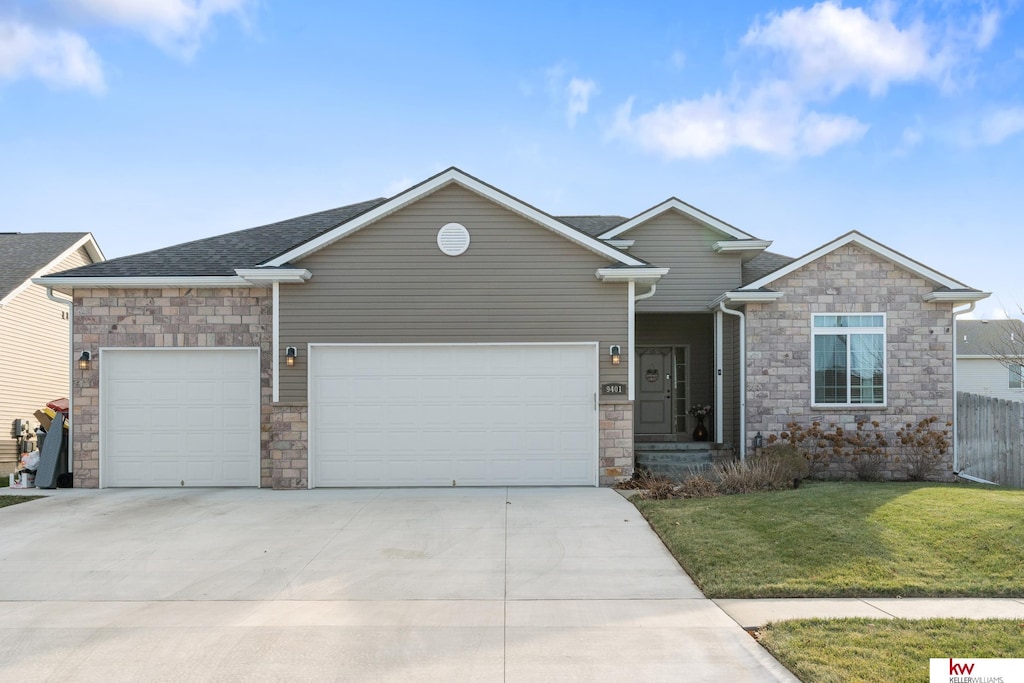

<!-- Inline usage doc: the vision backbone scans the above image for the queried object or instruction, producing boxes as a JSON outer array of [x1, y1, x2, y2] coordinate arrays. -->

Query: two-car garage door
[[99, 344, 599, 487], [310, 344, 599, 487]]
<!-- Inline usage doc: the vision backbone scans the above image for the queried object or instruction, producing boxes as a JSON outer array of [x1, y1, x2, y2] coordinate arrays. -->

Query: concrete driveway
[[0, 487, 795, 682]]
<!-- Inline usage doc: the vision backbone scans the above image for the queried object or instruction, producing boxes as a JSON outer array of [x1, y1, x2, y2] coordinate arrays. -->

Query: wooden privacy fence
[[957, 391, 1024, 488]]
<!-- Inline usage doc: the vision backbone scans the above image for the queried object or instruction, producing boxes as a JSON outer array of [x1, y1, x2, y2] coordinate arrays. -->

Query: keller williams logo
[[949, 659, 976, 676]]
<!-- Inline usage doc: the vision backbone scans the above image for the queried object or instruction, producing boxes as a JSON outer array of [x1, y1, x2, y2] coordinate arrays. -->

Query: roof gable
[[740, 230, 978, 292], [597, 198, 757, 241], [0, 233, 103, 304], [264, 168, 645, 268]]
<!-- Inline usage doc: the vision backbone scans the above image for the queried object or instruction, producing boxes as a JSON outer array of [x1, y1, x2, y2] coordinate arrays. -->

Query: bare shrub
[[768, 419, 889, 481], [754, 443, 809, 486], [897, 416, 951, 481]]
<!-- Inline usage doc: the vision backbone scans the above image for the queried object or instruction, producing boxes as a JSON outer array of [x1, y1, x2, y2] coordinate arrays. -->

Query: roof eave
[[235, 268, 312, 284], [595, 267, 669, 284], [922, 291, 991, 303], [710, 290, 786, 308], [712, 239, 772, 255], [33, 275, 253, 296]]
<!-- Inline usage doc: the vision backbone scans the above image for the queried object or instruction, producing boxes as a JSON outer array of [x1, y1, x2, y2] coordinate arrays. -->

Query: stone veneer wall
[[600, 400, 634, 484], [72, 287, 274, 488], [744, 245, 957, 480], [267, 402, 308, 489]]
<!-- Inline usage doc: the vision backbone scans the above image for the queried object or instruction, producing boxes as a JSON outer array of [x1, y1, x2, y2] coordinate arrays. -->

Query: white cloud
[[900, 125, 923, 148], [973, 7, 1001, 50], [611, 85, 867, 160], [565, 77, 597, 127], [57, 0, 252, 59], [544, 64, 598, 127], [741, 1, 942, 97], [0, 19, 105, 92], [979, 106, 1024, 145], [610, 1, 1004, 160]]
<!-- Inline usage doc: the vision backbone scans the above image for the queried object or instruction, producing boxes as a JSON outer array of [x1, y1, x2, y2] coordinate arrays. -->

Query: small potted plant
[[688, 404, 712, 441]]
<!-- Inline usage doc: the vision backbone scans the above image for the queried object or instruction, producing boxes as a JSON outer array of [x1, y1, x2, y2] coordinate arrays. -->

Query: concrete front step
[[635, 447, 714, 481]]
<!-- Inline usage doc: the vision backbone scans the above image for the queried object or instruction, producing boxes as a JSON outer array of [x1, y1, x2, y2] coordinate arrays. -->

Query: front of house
[[38, 168, 988, 488]]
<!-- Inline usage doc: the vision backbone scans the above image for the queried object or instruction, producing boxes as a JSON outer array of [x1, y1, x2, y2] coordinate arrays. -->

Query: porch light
[[77, 351, 91, 370], [285, 347, 297, 367], [609, 345, 621, 366], [753, 432, 764, 449]]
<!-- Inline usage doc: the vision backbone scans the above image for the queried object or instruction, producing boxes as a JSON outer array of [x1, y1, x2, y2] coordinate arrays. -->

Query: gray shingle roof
[[957, 320, 1024, 356], [0, 232, 91, 300], [557, 215, 628, 237], [49, 199, 387, 279], [741, 250, 795, 286]]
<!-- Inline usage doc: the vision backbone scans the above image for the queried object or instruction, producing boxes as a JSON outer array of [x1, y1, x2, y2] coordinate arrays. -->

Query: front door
[[636, 348, 673, 434]]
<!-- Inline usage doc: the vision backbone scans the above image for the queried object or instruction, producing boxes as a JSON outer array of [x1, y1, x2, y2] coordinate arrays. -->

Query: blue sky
[[1, 0, 1022, 318]]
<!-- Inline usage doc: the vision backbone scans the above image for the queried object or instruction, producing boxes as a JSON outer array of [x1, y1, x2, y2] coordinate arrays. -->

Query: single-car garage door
[[101, 348, 261, 487], [310, 344, 598, 487]]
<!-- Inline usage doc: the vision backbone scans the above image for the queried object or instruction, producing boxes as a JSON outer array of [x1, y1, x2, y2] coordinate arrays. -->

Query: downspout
[[45, 287, 74, 473], [629, 283, 657, 402], [718, 301, 746, 461], [950, 302, 998, 485]]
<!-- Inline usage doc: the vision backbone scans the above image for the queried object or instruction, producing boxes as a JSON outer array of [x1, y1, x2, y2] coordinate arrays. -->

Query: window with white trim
[[1009, 365, 1024, 389], [812, 314, 886, 406]]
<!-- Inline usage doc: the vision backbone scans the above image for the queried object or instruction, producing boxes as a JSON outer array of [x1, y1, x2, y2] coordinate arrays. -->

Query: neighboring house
[[956, 319, 1024, 402], [36, 168, 988, 489], [1, 233, 104, 475]]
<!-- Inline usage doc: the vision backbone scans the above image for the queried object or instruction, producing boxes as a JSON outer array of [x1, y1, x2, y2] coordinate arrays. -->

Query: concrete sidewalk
[[716, 598, 1024, 629]]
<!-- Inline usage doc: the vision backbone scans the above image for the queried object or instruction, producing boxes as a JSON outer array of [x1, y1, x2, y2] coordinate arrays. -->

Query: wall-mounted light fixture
[[77, 351, 91, 370], [752, 431, 764, 450], [609, 345, 621, 366], [285, 347, 297, 367]]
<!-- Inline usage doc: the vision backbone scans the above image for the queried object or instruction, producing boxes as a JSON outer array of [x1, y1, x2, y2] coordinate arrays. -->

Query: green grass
[[757, 619, 1024, 683], [0, 494, 42, 508], [635, 481, 1024, 597]]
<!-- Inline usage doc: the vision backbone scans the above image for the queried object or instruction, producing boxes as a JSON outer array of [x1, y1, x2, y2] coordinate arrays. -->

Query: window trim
[[811, 313, 888, 408], [1009, 364, 1024, 389]]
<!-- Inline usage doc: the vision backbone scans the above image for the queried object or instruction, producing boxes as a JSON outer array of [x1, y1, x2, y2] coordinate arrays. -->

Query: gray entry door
[[636, 348, 673, 434]]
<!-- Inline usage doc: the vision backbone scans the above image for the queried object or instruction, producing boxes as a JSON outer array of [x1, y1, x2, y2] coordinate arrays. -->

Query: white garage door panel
[[312, 344, 598, 487], [102, 349, 260, 487]]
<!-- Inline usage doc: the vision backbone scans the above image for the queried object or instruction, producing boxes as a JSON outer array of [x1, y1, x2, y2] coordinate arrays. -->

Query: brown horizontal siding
[[627, 211, 742, 312], [280, 184, 629, 402]]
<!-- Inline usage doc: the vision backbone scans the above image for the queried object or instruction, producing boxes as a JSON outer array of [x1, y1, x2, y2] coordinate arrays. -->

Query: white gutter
[[626, 282, 659, 402], [951, 301, 977, 478], [272, 282, 280, 402], [718, 301, 746, 461], [714, 310, 723, 443], [957, 471, 999, 486], [627, 282, 635, 401], [45, 287, 75, 474]]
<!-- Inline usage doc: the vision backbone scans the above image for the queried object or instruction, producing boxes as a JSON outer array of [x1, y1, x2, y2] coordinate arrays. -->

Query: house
[[1, 232, 104, 476], [36, 168, 988, 488], [956, 319, 1024, 402]]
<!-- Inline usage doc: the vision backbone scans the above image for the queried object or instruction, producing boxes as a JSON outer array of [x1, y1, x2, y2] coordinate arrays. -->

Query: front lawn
[[635, 481, 1024, 598], [757, 618, 1024, 683], [0, 494, 42, 509]]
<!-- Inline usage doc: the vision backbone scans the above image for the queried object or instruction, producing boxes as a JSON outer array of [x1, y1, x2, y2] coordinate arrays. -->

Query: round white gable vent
[[437, 222, 470, 256]]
